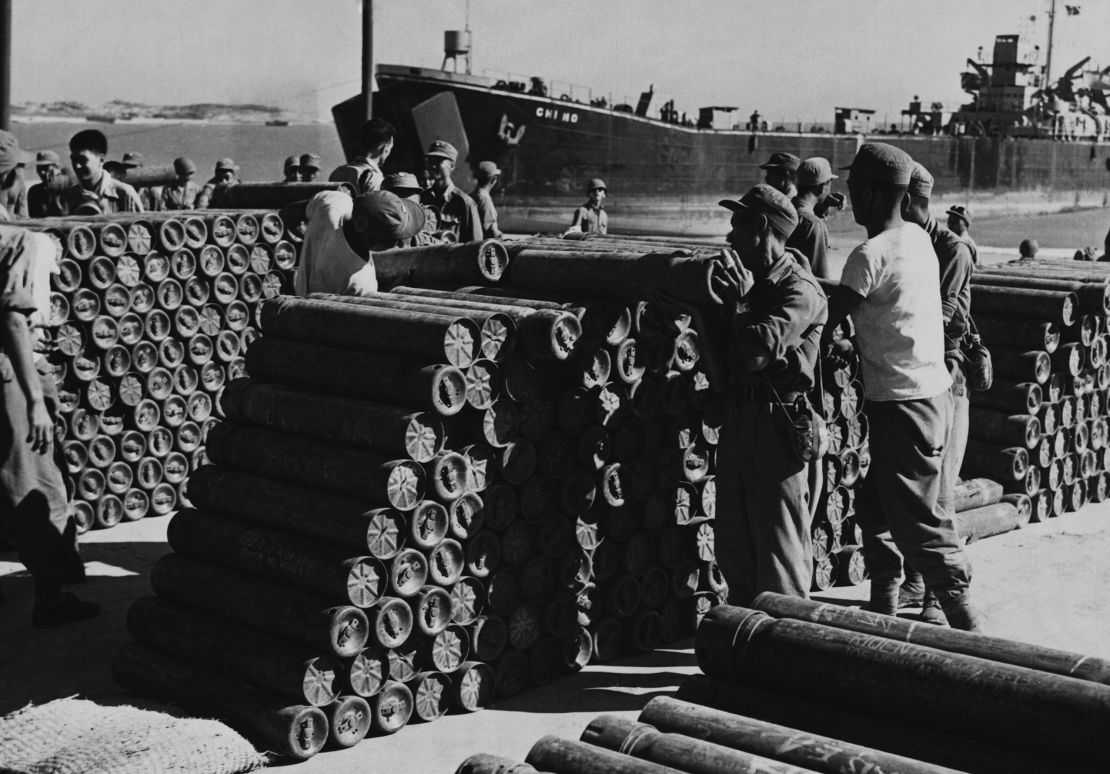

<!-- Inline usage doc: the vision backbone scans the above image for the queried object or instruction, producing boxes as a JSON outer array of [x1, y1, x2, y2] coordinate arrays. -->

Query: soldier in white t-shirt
[[823, 142, 981, 632]]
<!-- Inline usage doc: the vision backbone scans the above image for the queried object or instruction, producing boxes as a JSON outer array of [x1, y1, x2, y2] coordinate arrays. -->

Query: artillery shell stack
[[25, 210, 297, 532], [968, 259, 1110, 519]]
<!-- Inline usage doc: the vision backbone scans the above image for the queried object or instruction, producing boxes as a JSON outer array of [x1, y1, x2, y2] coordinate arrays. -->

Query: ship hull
[[333, 67, 1110, 236]]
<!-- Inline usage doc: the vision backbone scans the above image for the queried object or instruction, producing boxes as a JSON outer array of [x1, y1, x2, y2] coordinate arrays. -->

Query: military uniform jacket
[[728, 249, 828, 395], [421, 184, 482, 243], [925, 218, 974, 357]]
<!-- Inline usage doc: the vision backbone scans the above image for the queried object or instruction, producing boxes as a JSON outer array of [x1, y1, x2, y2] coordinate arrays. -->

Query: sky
[[13, 0, 1110, 123]]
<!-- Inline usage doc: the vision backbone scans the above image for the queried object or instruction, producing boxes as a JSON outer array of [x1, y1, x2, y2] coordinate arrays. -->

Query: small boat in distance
[[85, 114, 117, 124], [265, 119, 290, 127]]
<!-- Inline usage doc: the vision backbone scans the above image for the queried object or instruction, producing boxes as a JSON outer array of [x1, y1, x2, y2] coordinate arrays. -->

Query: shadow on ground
[[0, 538, 168, 714]]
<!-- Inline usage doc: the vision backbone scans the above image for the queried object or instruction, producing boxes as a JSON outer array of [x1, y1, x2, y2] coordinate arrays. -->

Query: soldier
[[160, 157, 200, 211], [759, 152, 801, 199], [28, 151, 68, 218], [945, 205, 978, 265], [0, 168, 100, 624], [281, 155, 300, 183], [299, 153, 322, 183], [713, 184, 828, 602], [384, 172, 442, 246], [196, 158, 240, 209], [569, 178, 608, 235], [330, 117, 394, 194], [824, 142, 980, 631], [64, 130, 143, 215], [421, 140, 482, 243], [122, 152, 161, 211], [472, 161, 503, 239], [899, 162, 976, 624], [292, 189, 425, 297], [787, 157, 837, 278]]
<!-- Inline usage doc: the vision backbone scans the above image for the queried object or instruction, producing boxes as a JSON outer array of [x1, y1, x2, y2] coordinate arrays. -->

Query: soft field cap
[[351, 190, 427, 242], [587, 178, 607, 191], [797, 157, 838, 187], [425, 140, 458, 162], [173, 156, 197, 175], [383, 172, 423, 194], [946, 204, 971, 224], [908, 162, 934, 198], [720, 183, 799, 237], [840, 142, 913, 186], [215, 157, 239, 172], [759, 152, 801, 172]]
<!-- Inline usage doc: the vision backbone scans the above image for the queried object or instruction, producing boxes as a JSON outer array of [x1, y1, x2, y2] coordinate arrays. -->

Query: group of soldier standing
[[716, 145, 981, 630], [0, 111, 983, 633]]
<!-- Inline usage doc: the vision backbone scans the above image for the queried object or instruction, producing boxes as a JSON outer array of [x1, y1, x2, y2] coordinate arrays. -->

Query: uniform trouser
[[715, 400, 812, 604], [903, 364, 970, 592], [0, 355, 78, 591], [857, 390, 973, 606]]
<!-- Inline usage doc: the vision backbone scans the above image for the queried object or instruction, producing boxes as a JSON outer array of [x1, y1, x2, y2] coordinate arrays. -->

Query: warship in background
[[334, 16, 1110, 235]]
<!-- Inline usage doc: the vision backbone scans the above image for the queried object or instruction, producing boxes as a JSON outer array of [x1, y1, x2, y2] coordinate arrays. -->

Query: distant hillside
[[14, 99, 285, 123]]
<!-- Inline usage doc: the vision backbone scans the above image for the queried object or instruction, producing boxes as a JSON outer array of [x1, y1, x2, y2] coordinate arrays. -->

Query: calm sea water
[[11, 121, 347, 183]]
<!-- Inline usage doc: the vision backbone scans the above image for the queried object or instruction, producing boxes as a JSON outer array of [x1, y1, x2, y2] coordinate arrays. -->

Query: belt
[[733, 384, 804, 404]]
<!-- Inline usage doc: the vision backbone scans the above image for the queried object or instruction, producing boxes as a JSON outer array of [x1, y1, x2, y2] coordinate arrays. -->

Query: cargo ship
[[333, 19, 1110, 235]]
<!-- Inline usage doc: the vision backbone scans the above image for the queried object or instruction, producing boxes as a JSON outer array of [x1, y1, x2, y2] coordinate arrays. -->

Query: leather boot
[[919, 591, 947, 626], [864, 580, 900, 616], [941, 598, 983, 632]]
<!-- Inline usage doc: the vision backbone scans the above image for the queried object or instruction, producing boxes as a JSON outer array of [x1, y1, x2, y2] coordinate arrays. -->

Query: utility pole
[[0, 0, 11, 131], [362, 0, 374, 120]]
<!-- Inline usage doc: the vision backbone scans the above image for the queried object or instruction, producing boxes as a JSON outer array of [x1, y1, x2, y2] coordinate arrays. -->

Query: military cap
[[173, 156, 197, 175], [283, 155, 299, 171], [477, 161, 501, 178], [122, 152, 144, 168], [587, 178, 607, 191], [35, 150, 61, 167], [759, 152, 801, 172], [907, 162, 934, 198], [383, 172, 423, 195], [300, 153, 321, 170], [946, 205, 971, 225], [797, 157, 838, 187], [425, 140, 459, 162], [350, 190, 427, 243], [215, 158, 239, 172], [720, 183, 799, 238], [840, 143, 913, 186]]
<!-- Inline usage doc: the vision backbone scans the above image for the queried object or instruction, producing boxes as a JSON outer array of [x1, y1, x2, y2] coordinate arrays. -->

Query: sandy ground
[[2, 503, 1110, 772]]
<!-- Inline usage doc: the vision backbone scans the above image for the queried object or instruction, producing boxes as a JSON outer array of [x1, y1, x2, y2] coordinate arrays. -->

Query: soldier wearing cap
[[0, 139, 101, 623], [122, 152, 162, 212], [281, 155, 300, 183], [787, 157, 838, 279], [292, 189, 426, 297], [64, 129, 143, 215], [384, 172, 443, 246], [473, 161, 503, 239], [759, 152, 801, 199], [712, 184, 827, 603], [421, 140, 482, 243], [569, 178, 608, 235], [330, 117, 394, 194], [28, 151, 68, 218], [945, 205, 978, 265], [824, 142, 980, 631], [299, 153, 322, 183], [160, 157, 200, 211], [196, 158, 240, 209], [898, 162, 976, 623]]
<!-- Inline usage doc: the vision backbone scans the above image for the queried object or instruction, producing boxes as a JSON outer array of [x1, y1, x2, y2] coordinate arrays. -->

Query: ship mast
[[1044, 0, 1056, 87]]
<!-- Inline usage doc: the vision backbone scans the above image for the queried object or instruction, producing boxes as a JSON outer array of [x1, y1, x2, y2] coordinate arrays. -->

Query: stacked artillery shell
[[811, 319, 870, 592], [968, 259, 1110, 519], [23, 210, 298, 532]]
